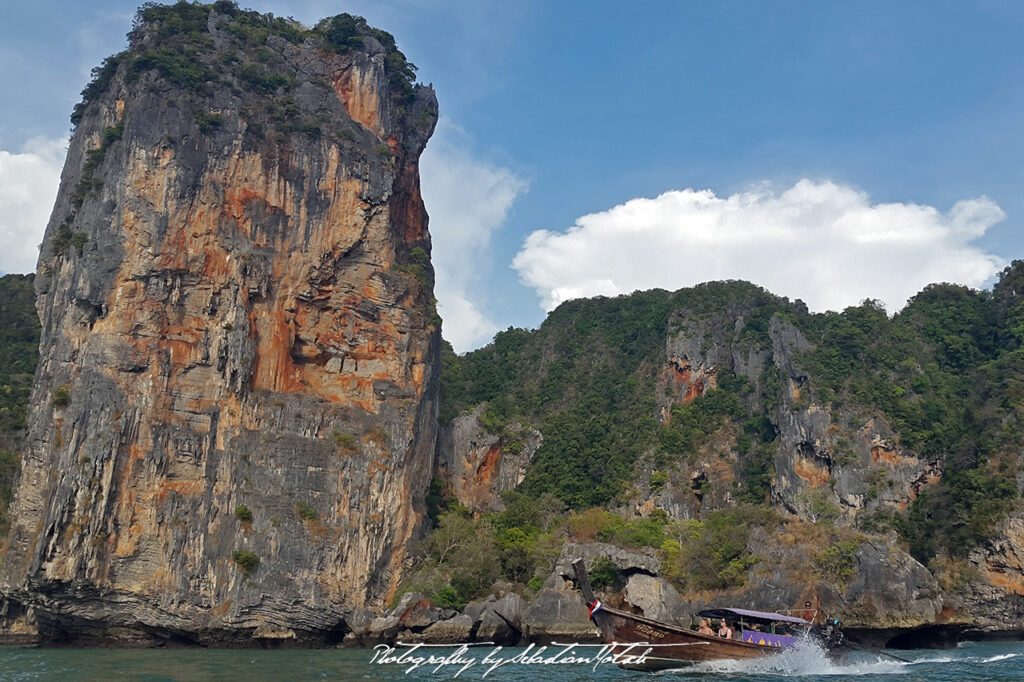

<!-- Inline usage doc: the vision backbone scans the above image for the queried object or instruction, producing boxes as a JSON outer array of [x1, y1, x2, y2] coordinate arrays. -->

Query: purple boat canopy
[[698, 607, 811, 625]]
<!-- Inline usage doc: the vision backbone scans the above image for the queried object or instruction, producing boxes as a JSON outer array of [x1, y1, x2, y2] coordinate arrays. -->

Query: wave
[[654, 639, 909, 677], [906, 655, 955, 664], [650, 641, 1023, 678], [911, 651, 1019, 665]]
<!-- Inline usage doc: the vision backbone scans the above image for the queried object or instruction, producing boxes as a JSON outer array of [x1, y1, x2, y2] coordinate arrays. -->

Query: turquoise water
[[0, 640, 1021, 680]]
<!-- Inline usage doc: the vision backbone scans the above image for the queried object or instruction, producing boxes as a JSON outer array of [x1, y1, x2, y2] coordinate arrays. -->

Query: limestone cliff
[[0, 3, 439, 645], [435, 406, 542, 512], [646, 312, 936, 524]]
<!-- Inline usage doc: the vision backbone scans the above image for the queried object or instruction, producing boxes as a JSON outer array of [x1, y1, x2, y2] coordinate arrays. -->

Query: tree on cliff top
[[71, 2, 421, 127]]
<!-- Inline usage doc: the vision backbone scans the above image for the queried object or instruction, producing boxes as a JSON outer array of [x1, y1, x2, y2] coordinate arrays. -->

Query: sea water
[[0, 639, 1021, 680]]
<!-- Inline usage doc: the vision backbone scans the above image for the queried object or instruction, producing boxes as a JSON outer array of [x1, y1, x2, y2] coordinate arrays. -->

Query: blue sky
[[2, 1, 1023, 351]]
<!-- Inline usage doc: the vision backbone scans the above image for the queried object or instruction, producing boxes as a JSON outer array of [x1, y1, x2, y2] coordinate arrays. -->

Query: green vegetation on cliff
[[408, 492, 565, 607], [440, 265, 1024, 573], [71, 1, 421, 133], [0, 275, 40, 536], [441, 284, 789, 508], [442, 290, 673, 507], [406, 490, 778, 607], [796, 276, 1022, 560]]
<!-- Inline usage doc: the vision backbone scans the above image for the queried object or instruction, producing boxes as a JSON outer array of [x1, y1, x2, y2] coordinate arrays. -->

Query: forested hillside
[[426, 263, 1024, 608], [0, 274, 39, 537]]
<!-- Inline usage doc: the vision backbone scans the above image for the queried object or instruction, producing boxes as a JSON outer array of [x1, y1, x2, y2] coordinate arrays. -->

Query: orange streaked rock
[[794, 455, 831, 486], [2, 7, 439, 646], [330, 62, 383, 136]]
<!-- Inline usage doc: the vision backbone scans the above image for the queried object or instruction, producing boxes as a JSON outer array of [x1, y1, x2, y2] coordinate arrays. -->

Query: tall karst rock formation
[[0, 3, 439, 644]]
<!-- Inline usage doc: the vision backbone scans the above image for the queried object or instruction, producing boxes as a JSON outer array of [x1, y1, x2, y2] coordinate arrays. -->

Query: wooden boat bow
[[569, 557, 845, 671]]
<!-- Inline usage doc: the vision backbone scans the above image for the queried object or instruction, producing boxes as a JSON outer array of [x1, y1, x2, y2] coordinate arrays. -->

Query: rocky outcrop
[[640, 302, 940, 530], [0, 5, 438, 645], [340, 589, 527, 647], [622, 573, 686, 624], [465, 592, 526, 645], [839, 541, 942, 627], [435, 406, 541, 511], [963, 512, 1024, 631], [769, 318, 938, 525], [555, 542, 660, 577], [521, 588, 598, 642], [412, 614, 474, 644]]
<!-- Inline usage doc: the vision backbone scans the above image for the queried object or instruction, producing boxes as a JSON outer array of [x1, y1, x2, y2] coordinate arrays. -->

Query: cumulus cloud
[[512, 179, 1007, 315], [420, 119, 527, 352], [0, 137, 67, 274]]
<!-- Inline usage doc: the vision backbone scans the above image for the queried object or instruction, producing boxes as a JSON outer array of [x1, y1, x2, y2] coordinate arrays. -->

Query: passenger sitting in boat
[[718, 619, 734, 639], [698, 618, 714, 635]]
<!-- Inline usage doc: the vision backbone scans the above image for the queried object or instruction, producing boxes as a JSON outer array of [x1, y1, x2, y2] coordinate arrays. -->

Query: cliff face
[[435, 406, 542, 512], [0, 5, 439, 644], [646, 312, 935, 523]]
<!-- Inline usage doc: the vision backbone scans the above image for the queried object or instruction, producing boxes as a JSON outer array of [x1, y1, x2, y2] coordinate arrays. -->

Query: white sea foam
[[918, 651, 1019, 664], [650, 639, 1024, 678], [654, 639, 911, 677]]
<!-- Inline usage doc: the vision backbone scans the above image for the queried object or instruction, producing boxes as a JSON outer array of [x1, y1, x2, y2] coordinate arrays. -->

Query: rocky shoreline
[[3, 542, 1021, 650]]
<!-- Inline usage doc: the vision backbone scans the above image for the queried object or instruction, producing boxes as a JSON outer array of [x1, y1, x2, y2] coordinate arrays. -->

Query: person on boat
[[718, 619, 734, 639], [698, 618, 714, 635], [802, 601, 816, 623]]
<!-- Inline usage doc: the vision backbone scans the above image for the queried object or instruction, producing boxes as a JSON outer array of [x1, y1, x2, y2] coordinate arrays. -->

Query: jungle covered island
[[0, 0, 1022, 649], [419, 265, 1024, 645]]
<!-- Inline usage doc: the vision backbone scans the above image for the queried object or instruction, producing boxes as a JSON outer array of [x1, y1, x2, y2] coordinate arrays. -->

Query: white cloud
[[0, 137, 67, 274], [512, 179, 1007, 315], [420, 118, 527, 352]]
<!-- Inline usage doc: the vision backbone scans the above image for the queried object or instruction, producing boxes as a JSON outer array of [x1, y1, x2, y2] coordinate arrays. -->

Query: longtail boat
[[571, 559, 846, 671]]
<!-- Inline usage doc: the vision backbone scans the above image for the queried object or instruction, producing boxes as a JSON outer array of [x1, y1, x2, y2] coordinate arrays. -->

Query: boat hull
[[594, 605, 795, 671], [569, 558, 828, 672]]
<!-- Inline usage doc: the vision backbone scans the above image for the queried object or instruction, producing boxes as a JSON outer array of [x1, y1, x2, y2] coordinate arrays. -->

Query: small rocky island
[[1, 1, 1022, 650]]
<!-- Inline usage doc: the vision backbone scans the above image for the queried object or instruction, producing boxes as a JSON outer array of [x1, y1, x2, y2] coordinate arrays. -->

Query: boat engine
[[815, 618, 845, 649]]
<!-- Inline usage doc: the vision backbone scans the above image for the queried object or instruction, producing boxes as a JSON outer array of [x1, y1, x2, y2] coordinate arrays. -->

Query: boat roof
[[698, 607, 810, 625]]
